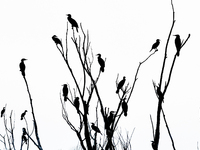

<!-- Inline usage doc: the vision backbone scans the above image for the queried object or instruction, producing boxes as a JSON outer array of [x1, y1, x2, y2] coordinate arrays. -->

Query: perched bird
[[22, 128, 28, 144], [62, 84, 68, 102], [74, 97, 80, 113], [97, 54, 105, 72], [107, 111, 114, 127], [1, 107, 5, 117], [91, 123, 102, 135], [116, 76, 126, 94], [52, 35, 63, 50], [122, 100, 128, 117], [21, 110, 27, 120], [174, 34, 182, 56], [67, 14, 79, 32], [150, 39, 160, 52], [19, 58, 27, 76], [22, 134, 28, 144]]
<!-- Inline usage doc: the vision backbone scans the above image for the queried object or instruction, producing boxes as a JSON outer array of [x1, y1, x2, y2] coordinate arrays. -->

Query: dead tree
[[150, 0, 190, 150], [52, 18, 156, 149]]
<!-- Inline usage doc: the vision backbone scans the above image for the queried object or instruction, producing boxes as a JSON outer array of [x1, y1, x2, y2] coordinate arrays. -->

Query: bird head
[[21, 58, 27, 62], [25, 110, 28, 113], [75, 97, 79, 100], [173, 34, 180, 37], [123, 76, 126, 79], [52, 35, 57, 39], [67, 14, 71, 17], [96, 54, 101, 57], [156, 39, 160, 42]]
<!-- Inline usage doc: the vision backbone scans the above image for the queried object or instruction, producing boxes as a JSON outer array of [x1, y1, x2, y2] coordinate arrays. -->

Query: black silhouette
[[52, 35, 63, 50], [22, 128, 27, 144], [174, 34, 181, 56], [83, 100, 89, 115], [116, 76, 126, 93], [22, 133, 27, 144], [150, 39, 160, 52], [21, 110, 27, 120], [74, 97, 80, 113], [107, 111, 114, 127], [62, 84, 68, 102], [67, 14, 79, 32], [96, 54, 105, 72], [1, 107, 5, 117], [19, 58, 27, 76], [122, 100, 128, 117], [91, 123, 102, 135]]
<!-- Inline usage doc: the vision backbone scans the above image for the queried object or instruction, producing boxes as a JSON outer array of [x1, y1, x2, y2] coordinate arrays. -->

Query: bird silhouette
[[19, 58, 27, 76], [21, 110, 27, 120], [107, 111, 114, 127], [91, 123, 102, 135], [52, 35, 63, 50], [62, 84, 68, 102], [150, 39, 160, 52], [116, 76, 126, 93], [122, 100, 128, 117], [174, 34, 181, 56], [97, 54, 105, 72], [22, 128, 28, 144], [74, 97, 80, 113], [1, 107, 5, 117], [67, 14, 79, 32], [22, 133, 28, 144]]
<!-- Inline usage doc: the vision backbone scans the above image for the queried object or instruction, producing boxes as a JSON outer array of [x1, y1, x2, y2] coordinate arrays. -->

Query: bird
[[122, 100, 128, 117], [107, 111, 114, 127], [67, 14, 79, 32], [74, 97, 80, 113], [21, 110, 27, 120], [97, 54, 105, 72], [150, 39, 160, 52], [174, 34, 182, 56], [91, 123, 102, 135], [1, 107, 5, 117], [22, 128, 28, 144], [22, 134, 28, 144], [62, 84, 68, 102], [19, 58, 27, 76], [116, 76, 126, 93], [52, 35, 63, 50]]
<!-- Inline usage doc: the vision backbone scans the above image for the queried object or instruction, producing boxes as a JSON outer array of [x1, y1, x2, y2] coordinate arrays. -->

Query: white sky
[[0, 0, 200, 150]]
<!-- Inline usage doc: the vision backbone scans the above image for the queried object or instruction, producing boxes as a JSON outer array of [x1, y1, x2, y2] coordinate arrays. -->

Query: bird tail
[[176, 51, 180, 57], [64, 96, 67, 102], [101, 67, 104, 72], [124, 112, 127, 117], [116, 89, 119, 93], [76, 27, 78, 32], [21, 71, 25, 76]]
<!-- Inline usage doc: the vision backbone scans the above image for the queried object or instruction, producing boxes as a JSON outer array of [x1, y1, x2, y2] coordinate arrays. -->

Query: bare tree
[[52, 17, 156, 149], [150, 0, 190, 150]]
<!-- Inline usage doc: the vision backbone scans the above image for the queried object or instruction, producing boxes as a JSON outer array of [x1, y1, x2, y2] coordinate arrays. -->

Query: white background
[[0, 0, 199, 149]]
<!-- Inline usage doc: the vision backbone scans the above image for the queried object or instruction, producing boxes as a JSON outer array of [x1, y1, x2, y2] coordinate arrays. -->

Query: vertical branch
[[9, 111, 16, 150], [159, 0, 175, 89], [23, 76, 43, 150], [153, 1, 175, 150]]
